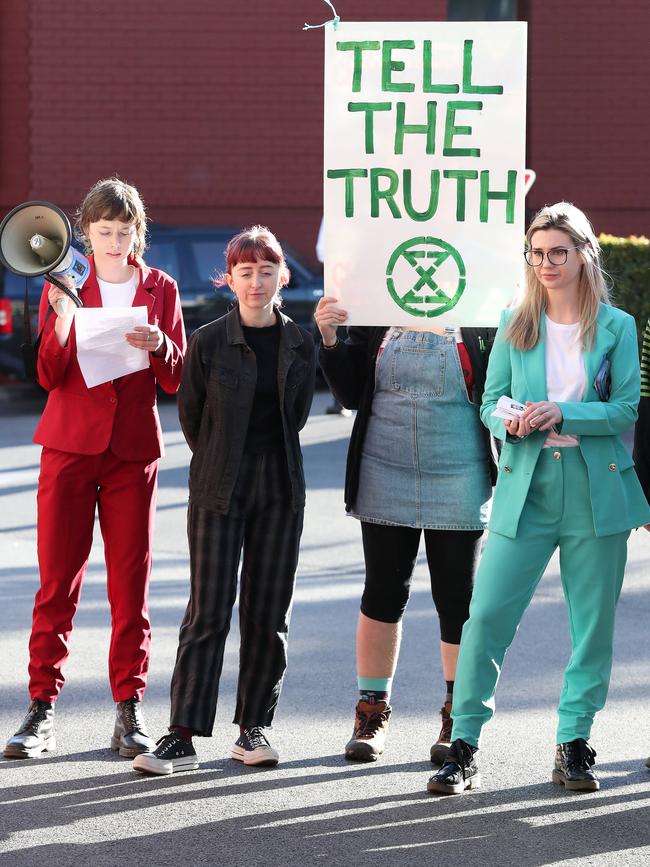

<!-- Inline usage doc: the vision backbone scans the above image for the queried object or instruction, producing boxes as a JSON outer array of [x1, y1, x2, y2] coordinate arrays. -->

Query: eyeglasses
[[524, 245, 584, 267]]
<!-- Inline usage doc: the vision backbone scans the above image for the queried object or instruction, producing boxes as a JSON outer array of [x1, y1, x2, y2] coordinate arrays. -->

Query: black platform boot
[[552, 739, 599, 792], [427, 738, 480, 795]]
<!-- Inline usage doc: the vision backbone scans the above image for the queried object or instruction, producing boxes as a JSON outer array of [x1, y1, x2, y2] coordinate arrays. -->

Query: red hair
[[214, 225, 290, 288]]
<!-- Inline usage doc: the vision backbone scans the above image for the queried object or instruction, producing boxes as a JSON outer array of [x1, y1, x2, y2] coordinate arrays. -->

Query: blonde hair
[[75, 177, 148, 259], [506, 202, 610, 351]]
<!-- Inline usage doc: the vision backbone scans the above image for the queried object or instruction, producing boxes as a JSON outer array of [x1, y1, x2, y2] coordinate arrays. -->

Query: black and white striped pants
[[170, 450, 304, 735]]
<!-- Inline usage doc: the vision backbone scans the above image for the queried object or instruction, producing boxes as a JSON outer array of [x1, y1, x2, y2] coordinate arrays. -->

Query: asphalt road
[[1, 389, 649, 866]]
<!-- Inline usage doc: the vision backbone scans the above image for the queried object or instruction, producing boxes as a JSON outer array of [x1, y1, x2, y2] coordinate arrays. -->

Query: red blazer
[[33, 256, 187, 460]]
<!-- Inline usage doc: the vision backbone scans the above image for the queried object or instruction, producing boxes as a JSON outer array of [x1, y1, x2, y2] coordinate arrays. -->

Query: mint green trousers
[[452, 447, 629, 747]]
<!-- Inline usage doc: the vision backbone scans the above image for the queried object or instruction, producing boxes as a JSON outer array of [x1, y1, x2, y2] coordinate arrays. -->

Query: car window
[[284, 254, 316, 290], [3, 271, 43, 302], [145, 241, 181, 283], [190, 240, 312, 290], [191, 241, 228, 286], [285, 262, 301, 289]]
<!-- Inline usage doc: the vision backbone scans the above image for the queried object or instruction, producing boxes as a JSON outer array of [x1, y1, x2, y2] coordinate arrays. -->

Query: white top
[[544, 316, 586, 448], [98, 271, 138, 308]]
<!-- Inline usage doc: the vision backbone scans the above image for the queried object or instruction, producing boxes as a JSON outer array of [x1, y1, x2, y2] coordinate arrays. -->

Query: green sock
[[358, 676, 392, 705]]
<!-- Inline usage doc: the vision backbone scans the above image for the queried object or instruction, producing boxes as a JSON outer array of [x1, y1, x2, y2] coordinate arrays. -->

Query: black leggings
[[360, 521, 483, 644]]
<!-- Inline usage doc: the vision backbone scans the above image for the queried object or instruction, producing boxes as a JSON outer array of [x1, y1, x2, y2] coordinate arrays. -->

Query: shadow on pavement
[[1, 758, 649, 865]]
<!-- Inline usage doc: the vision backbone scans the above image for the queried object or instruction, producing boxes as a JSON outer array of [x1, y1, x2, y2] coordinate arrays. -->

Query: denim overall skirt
[[351, 330, 491, 529]]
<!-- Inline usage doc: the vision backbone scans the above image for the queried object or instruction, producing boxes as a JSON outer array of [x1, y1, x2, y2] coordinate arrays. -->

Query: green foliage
[[600, 234, 650, 346]]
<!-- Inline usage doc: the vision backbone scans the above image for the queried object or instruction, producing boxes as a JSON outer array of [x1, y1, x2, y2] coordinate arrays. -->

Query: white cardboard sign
[[324, 21, 527, 326]]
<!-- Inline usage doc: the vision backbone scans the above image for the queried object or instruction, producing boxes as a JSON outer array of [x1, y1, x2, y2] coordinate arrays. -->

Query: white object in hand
[[54, 287, 78, 317], [55, 296, 68, 316], [492, 395, 526, 421], [74, 306, 150, 388]]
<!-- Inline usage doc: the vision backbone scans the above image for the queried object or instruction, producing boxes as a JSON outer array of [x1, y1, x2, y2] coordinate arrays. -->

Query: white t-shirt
[[97, 271, 138, 308], [544, 316, 586, 448]]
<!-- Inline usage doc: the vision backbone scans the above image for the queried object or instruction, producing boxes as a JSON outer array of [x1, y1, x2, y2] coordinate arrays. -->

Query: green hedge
[[600, 234, 650, 346]]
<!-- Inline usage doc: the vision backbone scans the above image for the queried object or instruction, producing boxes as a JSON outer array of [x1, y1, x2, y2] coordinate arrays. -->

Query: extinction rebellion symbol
[[386, 237, 466, 317]]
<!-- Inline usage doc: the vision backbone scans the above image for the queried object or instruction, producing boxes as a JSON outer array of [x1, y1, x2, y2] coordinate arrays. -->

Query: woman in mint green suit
[[428, 202, 650, 796]]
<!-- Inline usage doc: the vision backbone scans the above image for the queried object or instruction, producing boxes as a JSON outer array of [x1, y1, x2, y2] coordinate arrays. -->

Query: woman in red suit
[[4, 178, 186, 760]]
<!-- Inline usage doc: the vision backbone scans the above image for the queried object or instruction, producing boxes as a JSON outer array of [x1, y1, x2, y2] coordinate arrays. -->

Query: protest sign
[[323, 21, 527, 326]]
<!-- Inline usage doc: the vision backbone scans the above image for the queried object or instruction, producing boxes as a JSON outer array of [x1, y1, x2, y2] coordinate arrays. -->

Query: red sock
[[170, 726, 194, 742]]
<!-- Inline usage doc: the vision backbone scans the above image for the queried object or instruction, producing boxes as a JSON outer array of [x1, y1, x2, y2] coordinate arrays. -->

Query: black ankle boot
[[552, 739, 599, 791], [427, 738, 480, 795], [111, 697, 155, 758], [4, 699, 56, 759]]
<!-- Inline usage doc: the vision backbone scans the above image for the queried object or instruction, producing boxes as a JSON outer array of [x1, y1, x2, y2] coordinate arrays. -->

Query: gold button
[[503, 465, 512, 473], [553, 451, 561, 460], [608, 463, 617, 472]]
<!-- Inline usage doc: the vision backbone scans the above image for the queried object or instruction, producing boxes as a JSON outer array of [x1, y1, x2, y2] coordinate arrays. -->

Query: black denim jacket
[[179, 307, 316, 513]]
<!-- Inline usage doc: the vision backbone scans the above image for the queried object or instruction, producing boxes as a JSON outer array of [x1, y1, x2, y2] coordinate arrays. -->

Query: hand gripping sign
[[323, 21, 527, 326]]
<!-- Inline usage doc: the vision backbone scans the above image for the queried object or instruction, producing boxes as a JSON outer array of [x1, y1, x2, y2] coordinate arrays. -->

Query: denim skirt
[[351, 330, 491, 529]]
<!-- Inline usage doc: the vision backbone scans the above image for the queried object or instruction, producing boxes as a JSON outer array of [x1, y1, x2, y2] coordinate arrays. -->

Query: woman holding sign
[[315, 297, 497, 764], [3, 178, 186, 761], [428, 202, 650, 795]]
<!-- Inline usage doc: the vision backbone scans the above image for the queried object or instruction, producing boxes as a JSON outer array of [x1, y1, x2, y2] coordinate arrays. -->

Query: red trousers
[[29, 447, 158, 703]]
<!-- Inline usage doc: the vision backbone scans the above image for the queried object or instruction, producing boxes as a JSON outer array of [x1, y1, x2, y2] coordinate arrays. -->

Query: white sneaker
[[231, 726, 279, 766], [132, 731, 199, 775]]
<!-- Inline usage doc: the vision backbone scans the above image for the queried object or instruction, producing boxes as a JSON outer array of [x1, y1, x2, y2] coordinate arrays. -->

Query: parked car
[[144, 225, 323, 339], [0, 226, 323, 381], [0, 265, 42, 382]]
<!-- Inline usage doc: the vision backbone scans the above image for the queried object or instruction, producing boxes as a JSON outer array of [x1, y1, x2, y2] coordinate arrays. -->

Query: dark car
[[144, 226, 323, 339], [0, 226, 323, 381], [0, 265, 42, 381]]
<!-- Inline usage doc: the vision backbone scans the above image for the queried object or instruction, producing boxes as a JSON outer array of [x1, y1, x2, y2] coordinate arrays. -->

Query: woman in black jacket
[[316, 296, 496, 765], [134, 227, 316, 775]]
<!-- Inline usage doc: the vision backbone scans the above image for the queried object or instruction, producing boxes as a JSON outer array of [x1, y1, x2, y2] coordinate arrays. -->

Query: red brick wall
[[0, 0, 31, 207], [1, 0, 646, 271], [525, 0, 649, 236], [15, 0, 445, 267]]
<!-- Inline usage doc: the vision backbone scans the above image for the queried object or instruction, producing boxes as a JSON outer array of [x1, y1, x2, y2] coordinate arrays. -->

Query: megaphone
[[0, 201, 89, 315]]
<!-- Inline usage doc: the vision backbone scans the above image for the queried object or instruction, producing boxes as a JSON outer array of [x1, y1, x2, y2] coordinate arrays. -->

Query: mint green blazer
[[482, 303, 650, 538]]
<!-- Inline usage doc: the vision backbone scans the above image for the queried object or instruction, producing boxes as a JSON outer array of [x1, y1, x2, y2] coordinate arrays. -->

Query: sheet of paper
[[492, 395, 526, 420], [74, 306, 150, 388]]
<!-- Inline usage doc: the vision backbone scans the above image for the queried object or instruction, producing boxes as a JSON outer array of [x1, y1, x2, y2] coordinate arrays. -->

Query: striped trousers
[[170, 450, 304, 735]]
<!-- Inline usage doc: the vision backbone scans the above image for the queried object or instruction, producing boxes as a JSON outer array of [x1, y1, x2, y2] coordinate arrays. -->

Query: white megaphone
[[0, 201, 89, 315]]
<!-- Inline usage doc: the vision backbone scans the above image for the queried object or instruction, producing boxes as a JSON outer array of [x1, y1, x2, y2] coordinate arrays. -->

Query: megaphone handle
[[46, 273, 84, 310]]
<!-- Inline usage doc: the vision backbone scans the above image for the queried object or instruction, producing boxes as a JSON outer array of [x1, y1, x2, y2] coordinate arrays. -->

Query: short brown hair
[[75, 177, 148, 258]]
